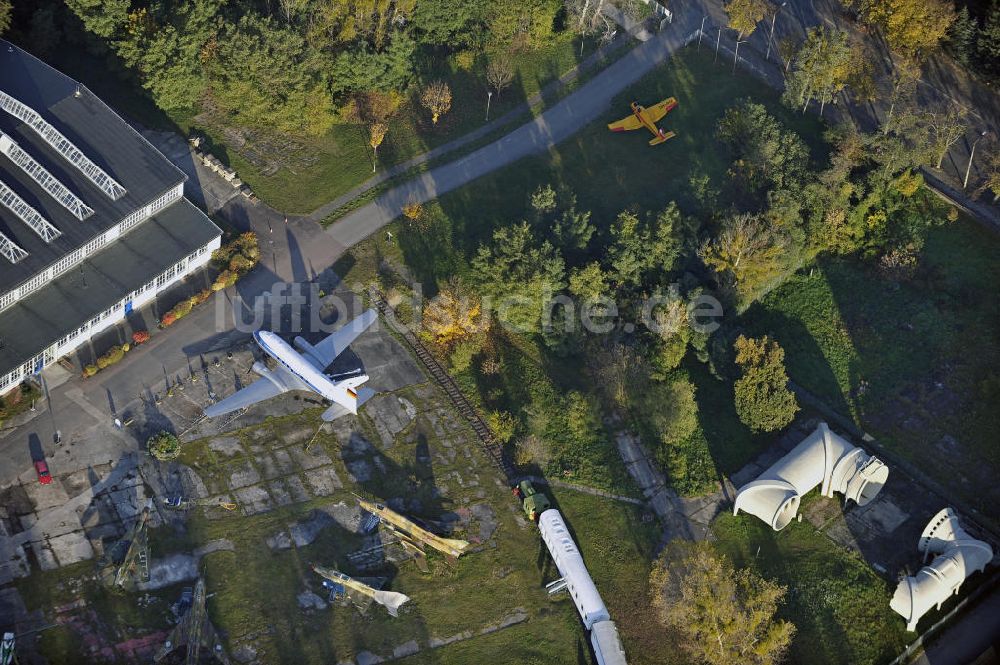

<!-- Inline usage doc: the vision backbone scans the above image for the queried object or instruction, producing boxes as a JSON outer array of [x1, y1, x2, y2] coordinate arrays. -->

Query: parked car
[[34, 459, 51, 485]]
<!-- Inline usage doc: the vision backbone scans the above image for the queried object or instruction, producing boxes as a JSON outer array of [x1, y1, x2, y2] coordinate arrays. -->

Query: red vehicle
[[34, 459, 51, 484]]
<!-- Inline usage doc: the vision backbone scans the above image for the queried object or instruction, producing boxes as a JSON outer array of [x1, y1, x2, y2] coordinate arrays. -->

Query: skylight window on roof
[[0, 90, 127, 200]]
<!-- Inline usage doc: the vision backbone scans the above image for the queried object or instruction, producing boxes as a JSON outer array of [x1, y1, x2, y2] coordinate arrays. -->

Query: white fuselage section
[[254, 330, 358, 413]]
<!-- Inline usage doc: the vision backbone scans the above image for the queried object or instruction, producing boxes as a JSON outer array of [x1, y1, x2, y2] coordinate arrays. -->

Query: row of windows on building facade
[[0, 183, 184, 313], [0, 241, 212, 392]]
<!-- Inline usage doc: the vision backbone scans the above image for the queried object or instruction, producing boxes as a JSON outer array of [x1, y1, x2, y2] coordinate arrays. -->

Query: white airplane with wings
[[204, 309, 379, 422]]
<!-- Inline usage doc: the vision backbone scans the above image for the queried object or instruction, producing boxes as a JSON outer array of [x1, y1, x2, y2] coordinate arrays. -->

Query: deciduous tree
[[717, 100, 809, 192], [784, 27, 855, 116], [919, 106, 969, 168], [0, 0, 11, 36], [853, 0, 955, 61], [700, 213, 786, 305], [565, 0, 607, 55], [732, 334, 799, 432], [369, 122, 388, 171], [486, 56, 515, 101], [974, 145, 1000, 201], [423, 280, 485, 346], [882, 58, 921, 135], [420, 80, 452, 124], [650, 540, 795, 665], [725, 0, 771, 39]]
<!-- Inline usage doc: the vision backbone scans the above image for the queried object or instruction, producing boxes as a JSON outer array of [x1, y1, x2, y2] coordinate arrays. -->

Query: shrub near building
[[160, 232, 259, 325]]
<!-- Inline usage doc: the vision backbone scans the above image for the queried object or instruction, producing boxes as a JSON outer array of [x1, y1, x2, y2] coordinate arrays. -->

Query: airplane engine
[[293, 336, 315, 354], [251, 360, 269, 376]]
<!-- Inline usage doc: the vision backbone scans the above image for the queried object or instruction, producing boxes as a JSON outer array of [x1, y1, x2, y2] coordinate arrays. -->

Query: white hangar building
[[0, 40, 221, 392]]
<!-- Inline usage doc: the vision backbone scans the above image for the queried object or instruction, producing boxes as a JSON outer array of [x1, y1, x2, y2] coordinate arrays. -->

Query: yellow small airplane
[[608, 97, 678, 145]]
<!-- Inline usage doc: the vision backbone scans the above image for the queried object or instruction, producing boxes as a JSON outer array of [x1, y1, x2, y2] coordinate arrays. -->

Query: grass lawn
[[44, 31, 620, 215], [712, 512, 908, 665], [739, 216, 1000, 520], [234, 31, 619, 213]]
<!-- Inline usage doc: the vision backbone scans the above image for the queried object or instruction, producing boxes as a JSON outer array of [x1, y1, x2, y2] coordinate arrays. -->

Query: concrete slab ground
[[50, 530, 95, 566]]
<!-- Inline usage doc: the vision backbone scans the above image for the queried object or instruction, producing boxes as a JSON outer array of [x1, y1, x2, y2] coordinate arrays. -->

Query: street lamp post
[[964, 130, 989, 190], [734, 40, 746, 74], [486, 91, 493, 122], [765, 3, 787, 62], [698, 16, 707, 51]]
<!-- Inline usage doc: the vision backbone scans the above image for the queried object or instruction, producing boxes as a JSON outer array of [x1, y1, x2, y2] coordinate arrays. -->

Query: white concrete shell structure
[[890, 508, 993, 631], [733, 422, 890, 531], [538, 509, 628, 665]]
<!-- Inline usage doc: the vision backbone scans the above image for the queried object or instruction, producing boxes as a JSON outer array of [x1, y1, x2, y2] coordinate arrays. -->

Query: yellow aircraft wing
[[607, 114, 643, 132], [643, 97, 678, 124]]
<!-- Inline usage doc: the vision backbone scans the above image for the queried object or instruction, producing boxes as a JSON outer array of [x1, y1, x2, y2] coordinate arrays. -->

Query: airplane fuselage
[[253, 330, 359, 413], [629, 101, 661, 136]]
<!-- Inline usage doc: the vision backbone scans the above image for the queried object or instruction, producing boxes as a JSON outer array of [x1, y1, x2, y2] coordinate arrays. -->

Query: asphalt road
[[325, 8, 703, 249], [912, 582, 1000, 665]]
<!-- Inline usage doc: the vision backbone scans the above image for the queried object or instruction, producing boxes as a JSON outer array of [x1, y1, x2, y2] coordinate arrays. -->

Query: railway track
[[368, 288, 514, 480]]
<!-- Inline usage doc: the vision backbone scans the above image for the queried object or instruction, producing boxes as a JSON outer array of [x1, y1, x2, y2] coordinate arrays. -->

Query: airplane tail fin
[[648, 131, 676, 146], [321, 403, 349, 421], [373, 590, 411, 617], [355, 387, 376, 408]]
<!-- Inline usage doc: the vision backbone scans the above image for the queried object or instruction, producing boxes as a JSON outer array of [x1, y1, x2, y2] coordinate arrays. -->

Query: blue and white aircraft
[[204, 309, 378, 422]]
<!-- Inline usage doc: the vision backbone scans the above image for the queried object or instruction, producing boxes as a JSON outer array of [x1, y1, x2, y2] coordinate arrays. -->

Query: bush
[[121, 343, 130, 353], [0, 383, 42, 420], [229, 254, 253, 273], [103, 346, 125, 365], [211, 272, 229, 291], [161, 311, 177, 327], [514, 434, 551, 468], [487, 410, 518, 444], [194, 289, 212, 304], [237, 231, 257, 250], [132, 330, 150, 345], [644, 378, 699, 446], [449, 338, 482, 373], [211, 245, 235, 268], [172, 299, 193, 319], [83, 364, 99, 377], [148, 431, 182, 461]]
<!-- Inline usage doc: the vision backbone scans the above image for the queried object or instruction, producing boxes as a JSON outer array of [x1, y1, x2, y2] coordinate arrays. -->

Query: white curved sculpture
[[733, 422, 890, 530], [891, 508, 993, 631]]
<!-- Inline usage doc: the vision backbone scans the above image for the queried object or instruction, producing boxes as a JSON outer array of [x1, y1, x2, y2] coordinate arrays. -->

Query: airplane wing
[[154, 619, 189, 662], [196, 617, 231, 665], [294, 308, 378, 372], [644, 97, 678, 124], [204, 364, 309, 418], [154, 612, 231, 664], [607, 114, 643, 132]]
